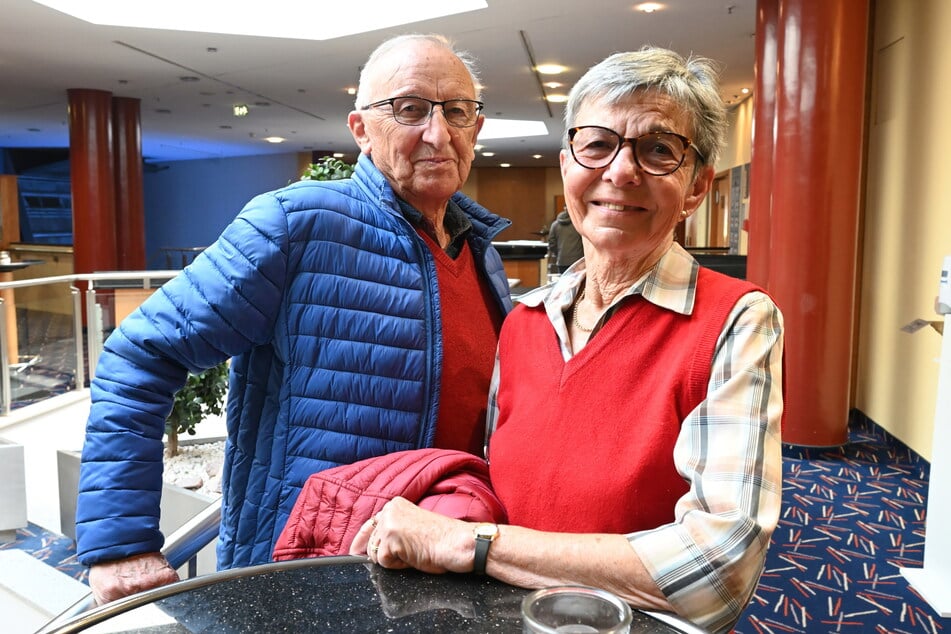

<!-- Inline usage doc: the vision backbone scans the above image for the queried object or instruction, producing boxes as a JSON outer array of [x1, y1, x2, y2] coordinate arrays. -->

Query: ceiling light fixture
[[263, 136, 285, 144], [30, 0, 488, 41], [636, 3, 664, 13], [233, 104, 249, 117], [535, 64, 567, 75], [545, 95, 568, 104]]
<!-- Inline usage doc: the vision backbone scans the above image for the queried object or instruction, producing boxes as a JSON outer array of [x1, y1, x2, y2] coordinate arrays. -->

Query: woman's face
[[559, 90, 713, 266]]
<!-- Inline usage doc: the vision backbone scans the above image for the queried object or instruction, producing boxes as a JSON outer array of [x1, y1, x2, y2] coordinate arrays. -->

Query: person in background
[[77, 33, 512, 604], [547, 206, 584, 275], [350, 46, 784, 634]]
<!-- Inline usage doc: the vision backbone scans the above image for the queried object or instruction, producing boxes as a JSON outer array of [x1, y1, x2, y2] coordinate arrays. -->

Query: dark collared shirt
[[398, 198, 472, 258]]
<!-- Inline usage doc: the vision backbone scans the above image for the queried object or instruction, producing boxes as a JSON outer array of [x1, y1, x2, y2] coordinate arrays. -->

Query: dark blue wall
[[143, 153, 300, 268]]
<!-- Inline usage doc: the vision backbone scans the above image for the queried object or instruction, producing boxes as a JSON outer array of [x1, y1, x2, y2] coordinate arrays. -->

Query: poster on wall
[[728, 165, 743, 254]]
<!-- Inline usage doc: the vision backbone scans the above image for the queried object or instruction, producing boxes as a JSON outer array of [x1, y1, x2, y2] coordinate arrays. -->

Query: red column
[[112, 97, 146, 270], [68, 89, 118, 275], [747, 0, 779, 288], [751, 0, 870, 446]]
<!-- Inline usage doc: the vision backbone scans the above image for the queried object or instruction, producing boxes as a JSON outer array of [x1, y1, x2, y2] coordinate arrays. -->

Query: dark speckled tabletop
[[48, 556, 693, 633]]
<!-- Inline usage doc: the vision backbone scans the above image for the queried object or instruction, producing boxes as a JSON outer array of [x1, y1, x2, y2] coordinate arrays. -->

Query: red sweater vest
[[489, 268, 758, 533], [421, 234, 503, 455]]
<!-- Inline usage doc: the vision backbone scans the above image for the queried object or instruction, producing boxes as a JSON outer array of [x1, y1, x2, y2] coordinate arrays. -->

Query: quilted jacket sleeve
[[76, 191, 291, 566]]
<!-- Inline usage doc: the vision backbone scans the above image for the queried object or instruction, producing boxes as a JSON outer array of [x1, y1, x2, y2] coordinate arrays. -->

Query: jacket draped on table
[[273, 448, 507, 561], [76, 154, 513, 569]]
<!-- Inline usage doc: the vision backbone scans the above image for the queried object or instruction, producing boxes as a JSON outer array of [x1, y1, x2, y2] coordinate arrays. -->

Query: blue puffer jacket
[[76, 155, 513, 569]]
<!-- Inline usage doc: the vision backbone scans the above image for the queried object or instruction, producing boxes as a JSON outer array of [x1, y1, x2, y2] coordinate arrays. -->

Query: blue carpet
[[0, 523, 86, 583], [735, 413, 948, 633]]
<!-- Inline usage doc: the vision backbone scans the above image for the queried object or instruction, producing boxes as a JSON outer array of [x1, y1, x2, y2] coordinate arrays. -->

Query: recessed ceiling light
[[333, 153, 345, 158], [482, 152, 496, 157], [546, 94, 569, 103], [30, 0, 489, 40], [346, 87, 357, 96], [741, 88, 750, 94], [532, 154, 543, 160], [233, 104, 249, 117], [499, 163, 511, 168], [536, 64, 567, 75], [543, 82, 563, 89], [636, 2, 664, 13], [263, 136, 286, 144]]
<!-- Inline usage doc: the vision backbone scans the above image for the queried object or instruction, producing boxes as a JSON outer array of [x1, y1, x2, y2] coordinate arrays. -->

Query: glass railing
[[0, 271, 178, 416]]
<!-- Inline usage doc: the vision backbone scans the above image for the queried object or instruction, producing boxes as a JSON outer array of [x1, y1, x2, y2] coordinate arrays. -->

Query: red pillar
[[747, 0, 779, 288], [749, 0, 869, 446], [112, 97, 146, 270], [68, 89, 118, 275]]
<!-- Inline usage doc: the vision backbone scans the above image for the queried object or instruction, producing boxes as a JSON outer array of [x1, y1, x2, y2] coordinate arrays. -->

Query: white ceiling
[[0, 0, 756, 168]]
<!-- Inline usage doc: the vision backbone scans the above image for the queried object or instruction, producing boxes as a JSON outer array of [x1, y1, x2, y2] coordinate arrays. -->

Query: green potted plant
[[165, 361, 229, 457], [300, 155, 355, 181]]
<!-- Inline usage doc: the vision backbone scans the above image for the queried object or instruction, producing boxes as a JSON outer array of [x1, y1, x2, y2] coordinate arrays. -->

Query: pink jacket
[[273, 448, 507, 561]]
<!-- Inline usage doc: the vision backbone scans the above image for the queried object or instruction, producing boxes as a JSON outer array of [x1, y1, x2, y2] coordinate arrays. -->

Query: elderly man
[[77, 33, 512, 603]]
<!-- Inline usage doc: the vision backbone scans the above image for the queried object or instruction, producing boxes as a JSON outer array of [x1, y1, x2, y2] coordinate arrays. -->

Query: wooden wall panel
[[471, 167, 547, 240]]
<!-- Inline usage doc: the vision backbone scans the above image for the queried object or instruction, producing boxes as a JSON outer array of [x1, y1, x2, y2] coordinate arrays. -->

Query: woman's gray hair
[[563, 46, 726, 168], [355, 34, 482, 107]]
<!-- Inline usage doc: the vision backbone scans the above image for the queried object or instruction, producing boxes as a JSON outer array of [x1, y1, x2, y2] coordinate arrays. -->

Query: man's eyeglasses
[[362, 96, 484, 128], [567, 126, 704, 175]]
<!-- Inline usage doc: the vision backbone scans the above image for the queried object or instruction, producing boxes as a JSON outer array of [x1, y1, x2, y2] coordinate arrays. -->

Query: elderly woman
[[349, 47, 784, 633]]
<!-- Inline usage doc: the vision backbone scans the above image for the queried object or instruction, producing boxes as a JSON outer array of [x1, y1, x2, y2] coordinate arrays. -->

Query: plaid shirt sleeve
[[628, 291, 784, 633]]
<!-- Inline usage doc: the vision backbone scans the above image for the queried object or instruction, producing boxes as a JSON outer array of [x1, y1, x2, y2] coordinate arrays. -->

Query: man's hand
[[88, 552, 180, 605]]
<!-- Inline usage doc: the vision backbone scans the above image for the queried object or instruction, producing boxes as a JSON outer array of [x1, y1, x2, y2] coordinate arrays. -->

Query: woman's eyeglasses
[[567, 126, 704, 175]]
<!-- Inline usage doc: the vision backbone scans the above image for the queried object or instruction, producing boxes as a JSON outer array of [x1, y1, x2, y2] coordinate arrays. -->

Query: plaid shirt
[[485, 242, 784, 632]]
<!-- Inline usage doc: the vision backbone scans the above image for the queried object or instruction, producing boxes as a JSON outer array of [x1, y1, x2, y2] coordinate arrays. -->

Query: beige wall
[[854, 0, 951, 460]]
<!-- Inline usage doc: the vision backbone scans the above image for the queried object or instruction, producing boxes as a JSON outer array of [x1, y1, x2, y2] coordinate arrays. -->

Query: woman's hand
[[349, 497, 473, 574]]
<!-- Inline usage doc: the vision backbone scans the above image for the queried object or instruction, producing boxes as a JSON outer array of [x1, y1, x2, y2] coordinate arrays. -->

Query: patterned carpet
[[736, 412, 948, 633], [4, 413, 950, 633]]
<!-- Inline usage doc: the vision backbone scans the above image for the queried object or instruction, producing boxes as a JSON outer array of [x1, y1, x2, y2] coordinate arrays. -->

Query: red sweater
[[489, 268, 757, 533], [421, 234, 502, 455]]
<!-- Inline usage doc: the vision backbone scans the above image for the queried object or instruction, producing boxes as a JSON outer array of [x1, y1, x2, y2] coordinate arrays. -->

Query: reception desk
[[492, 240, 548, 288]]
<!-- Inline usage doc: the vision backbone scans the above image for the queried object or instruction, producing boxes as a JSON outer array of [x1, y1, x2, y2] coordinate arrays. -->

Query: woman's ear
[[684, 164, 715, 212], [348, 111, 373, 155]]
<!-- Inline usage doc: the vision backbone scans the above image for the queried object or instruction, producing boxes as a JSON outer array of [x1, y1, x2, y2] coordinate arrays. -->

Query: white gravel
[[163, 440, 225, 497]]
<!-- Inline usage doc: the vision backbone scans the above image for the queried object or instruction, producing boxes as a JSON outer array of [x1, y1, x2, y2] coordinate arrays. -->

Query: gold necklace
[[571, 288, 594, 332]]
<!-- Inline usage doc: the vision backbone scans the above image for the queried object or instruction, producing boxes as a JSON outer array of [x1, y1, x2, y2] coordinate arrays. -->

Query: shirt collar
[[397, 197, 472, 248], [516, 242, 700, 316]]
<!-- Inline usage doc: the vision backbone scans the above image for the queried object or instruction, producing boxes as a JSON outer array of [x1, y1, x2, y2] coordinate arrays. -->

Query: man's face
[[348, 41, 483, 217]]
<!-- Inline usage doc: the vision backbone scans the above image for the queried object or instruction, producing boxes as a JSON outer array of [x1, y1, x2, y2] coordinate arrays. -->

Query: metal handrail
[[0, 270, 180, 416], [36, 499, 223, 633]]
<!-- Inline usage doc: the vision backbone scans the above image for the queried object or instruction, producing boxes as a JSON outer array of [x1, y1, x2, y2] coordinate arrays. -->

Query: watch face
[[475, 523, 499, 539]]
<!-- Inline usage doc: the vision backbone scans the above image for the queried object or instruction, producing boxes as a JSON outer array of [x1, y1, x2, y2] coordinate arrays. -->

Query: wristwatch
[[472, 523, 499, 575]]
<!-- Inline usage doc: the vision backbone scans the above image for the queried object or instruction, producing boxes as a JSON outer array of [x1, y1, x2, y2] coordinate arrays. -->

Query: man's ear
[[348, 111, 372, 155]]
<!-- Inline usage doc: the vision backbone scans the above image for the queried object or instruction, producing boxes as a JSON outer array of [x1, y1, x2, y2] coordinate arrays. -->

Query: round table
[[41, 556, 697, 633]]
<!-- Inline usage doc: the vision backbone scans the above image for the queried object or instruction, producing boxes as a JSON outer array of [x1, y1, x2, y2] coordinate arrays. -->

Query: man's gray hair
[[355, 34, 482, 108], [563, 46, 727, 168]]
